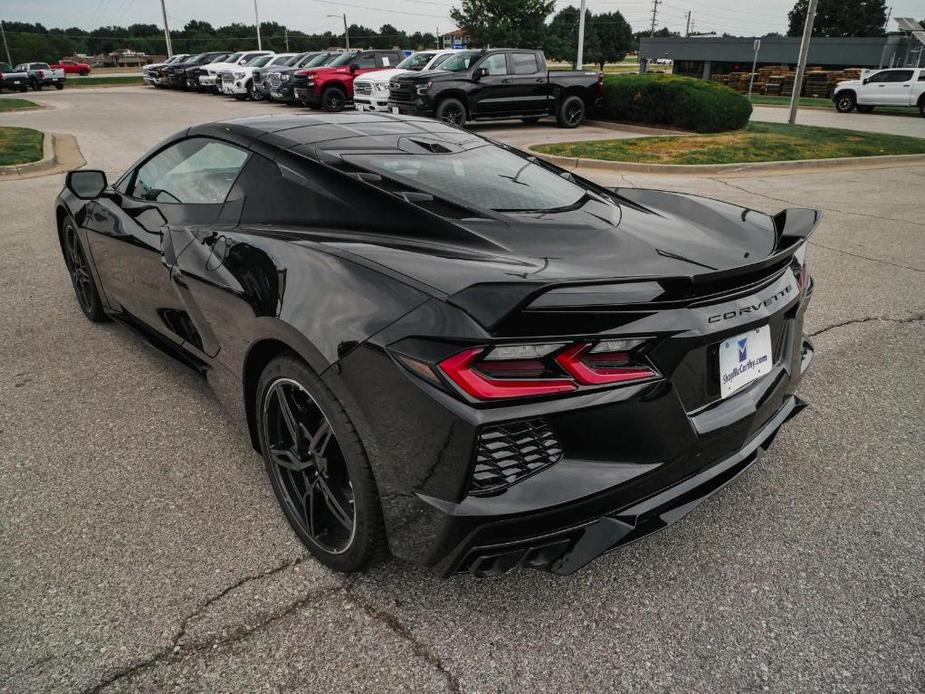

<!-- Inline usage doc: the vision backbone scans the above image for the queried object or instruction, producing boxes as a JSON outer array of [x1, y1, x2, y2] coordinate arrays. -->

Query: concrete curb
[[528, 148, 925, 175], [0, 132, 85, 180]]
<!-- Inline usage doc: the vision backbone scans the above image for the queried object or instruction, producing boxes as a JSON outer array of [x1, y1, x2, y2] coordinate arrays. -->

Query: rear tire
[[556, 94, 585, 128], [434, 97, 467, 127], [79, 69, 89, 76], [919, 99, 925, 118], [61, 217, 107, 323], [54, 83, 64, 90], [256, 354, 388, 573], [856, 104, 874, 114], [835, 92, 855, 113]]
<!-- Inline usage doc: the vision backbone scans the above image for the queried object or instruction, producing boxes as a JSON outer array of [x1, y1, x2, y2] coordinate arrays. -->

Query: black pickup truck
[[387, 48, 603, 128]]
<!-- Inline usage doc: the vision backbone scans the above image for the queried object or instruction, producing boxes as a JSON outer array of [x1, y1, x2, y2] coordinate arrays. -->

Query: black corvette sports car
[[56, 113, 817, 577]]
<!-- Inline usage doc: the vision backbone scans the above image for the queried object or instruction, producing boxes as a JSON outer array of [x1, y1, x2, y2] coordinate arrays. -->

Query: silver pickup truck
[[14, 62, 66, 90], [0, 63, 30, 92]]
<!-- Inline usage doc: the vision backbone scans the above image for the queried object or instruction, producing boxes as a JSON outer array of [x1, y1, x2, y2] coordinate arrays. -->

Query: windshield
[[396, 52, 437, 71], [209, 54, 230, 63], [270, 55, 293, 65], [438, 51, 481, 72], [303, 53, 333, 67], [328, 52, 359, 67], [345, 145, 587, 213], [225, 52, 244, 64], [249, 55, 273, 67]]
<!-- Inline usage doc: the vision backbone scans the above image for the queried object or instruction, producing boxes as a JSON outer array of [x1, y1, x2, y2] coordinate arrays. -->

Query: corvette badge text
[[707, 284, 793, 324]]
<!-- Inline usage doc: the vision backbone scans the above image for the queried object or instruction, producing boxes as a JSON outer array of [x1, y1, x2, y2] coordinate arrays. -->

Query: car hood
[[315, 188, 818, 297], [356, 68, 416, 84], [835, 79, 861, 89], [205, 62, 241, 73]]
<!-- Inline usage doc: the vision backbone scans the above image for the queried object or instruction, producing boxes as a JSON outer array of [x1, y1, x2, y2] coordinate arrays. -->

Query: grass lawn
[[64, 75, 143, 88], [533, 122, 925, 165], [749, 94, 918, 116], [0, 126, 44, 166], [0, 98, 40, 111]]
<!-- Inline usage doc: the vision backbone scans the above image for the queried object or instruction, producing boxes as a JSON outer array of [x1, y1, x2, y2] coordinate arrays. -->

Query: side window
[[480, 53, 508, 76], [130, 138, 249, 204], [887, 70, 913, 83], [355, 53, 377, 69], [919, 72, 925, 82], [512, 52, 539, 75], [866, 71, 890, 83]]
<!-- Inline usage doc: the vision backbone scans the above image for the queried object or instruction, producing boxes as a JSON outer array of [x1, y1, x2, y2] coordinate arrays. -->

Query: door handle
[[501, 78, 512, 84]]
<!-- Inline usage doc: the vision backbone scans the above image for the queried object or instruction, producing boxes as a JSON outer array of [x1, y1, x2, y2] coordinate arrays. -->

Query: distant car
[[160, 52, 229, 89], [0, 62, 30, 92], [219, 53, 282, 99], [266, 52, 339, 104], [252, 53, 301, 100], [55, 112, 817, 577], [51, 59, 92, 76], [653, 57, 673, 65], [833, 67, 925, 117], [353, 49, 459, 112], [143, 54, 190, 87], [14, 62, 66, 90], [291, 50, 404, 111]]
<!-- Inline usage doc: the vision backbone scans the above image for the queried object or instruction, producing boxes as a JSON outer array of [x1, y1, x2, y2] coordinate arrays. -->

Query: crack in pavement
[[79, 554, 321, 693], [809, 313, 925, 338], [808, 240, 923, 274], [709, 178, 925, 229], [342, 578, 462, 693]]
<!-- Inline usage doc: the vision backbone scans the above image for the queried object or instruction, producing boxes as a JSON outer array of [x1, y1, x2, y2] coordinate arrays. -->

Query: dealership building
[[639, 34, 923, 80]]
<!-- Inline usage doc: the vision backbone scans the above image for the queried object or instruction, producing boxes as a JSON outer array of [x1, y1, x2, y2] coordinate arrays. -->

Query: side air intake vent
[[471, 418, 563, 496]]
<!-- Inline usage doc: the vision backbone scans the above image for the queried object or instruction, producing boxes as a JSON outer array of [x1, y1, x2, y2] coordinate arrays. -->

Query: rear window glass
[[344, 145, 587, 213]]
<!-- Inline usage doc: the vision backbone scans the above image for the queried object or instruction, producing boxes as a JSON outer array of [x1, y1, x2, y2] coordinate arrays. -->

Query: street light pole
[[747, 38, 761, 100], [576, 0, 587, 69], [328, 14, 349, 50], [254, 0, 262, 50], [788, 0, 818, 125], [159, 0, 173, 57]]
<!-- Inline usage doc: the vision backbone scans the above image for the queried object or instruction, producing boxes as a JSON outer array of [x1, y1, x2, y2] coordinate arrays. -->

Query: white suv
[[353, 50, 459, 112], [201, 51, 272, 92], [833, 67, 925, 116], [220, 54, 278, 98]]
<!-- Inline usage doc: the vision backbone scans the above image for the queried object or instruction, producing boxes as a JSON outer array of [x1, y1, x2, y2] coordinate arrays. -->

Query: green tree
[[592, 11, 632, 68], [450, 0, 554, 48], [787, 0, 887, 37]]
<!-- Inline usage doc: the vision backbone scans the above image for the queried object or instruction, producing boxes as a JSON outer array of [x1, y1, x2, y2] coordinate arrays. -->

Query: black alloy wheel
[[62, 220, 106, 322], [322, 87, 346, 112], [557, 95, 585, 128], [435, 98, 467, 127], [257, 355, 388, 572], [835, 93, 855, 113]]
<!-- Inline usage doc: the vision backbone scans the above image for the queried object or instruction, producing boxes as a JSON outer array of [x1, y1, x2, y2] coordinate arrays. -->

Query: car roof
[[188, 113, 484, 153]]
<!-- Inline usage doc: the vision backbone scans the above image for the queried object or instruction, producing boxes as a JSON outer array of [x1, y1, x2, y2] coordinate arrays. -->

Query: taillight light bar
[[424, 339, 659, 402]]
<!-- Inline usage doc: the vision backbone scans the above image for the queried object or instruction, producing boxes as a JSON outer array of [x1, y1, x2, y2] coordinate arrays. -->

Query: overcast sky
[[4, 0, 923, 38]]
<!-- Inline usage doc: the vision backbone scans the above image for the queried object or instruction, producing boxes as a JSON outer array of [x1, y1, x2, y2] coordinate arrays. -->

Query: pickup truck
[[354, 49, 459, 112], [387, 48, 603, 128], [51, 59, 92, 76], [0, 63, 30, 92], [267, 52, 339, 104], [833, 67, 925, 116], [15, 62, 66, 90], [291, 49, 404, 111]]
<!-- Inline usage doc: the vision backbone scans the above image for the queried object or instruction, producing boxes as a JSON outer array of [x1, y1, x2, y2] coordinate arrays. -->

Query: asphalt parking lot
[[1, 87, 923, 693]]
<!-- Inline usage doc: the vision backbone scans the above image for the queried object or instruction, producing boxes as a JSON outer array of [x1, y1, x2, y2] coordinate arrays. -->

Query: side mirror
[[66, 169, 107, 199], [862, 77, 868, 84], [473, 67, 489, 80], [350, 63, 359, 73]]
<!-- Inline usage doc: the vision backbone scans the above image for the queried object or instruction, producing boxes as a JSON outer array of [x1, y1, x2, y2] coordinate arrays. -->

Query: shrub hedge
[[601, 74, 752, 133]]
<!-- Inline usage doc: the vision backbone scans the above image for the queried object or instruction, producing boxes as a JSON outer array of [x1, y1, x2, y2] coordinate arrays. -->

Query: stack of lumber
[[708, 66, 865, 98]]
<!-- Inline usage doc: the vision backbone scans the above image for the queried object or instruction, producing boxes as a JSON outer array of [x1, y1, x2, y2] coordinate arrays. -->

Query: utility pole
[[159, 0, 173, 57], [576, 0, 587, 69], [254, 0, 262, 50], [685, 10, 691, 38], [747, 38, 761, 99], [284, 28, 289, 52], [328, 13, 349, 50], [0, 20, 11, 65], [788, 0, 818, 125], [884, 6, 892, 32], [650, 0, 661, 36]]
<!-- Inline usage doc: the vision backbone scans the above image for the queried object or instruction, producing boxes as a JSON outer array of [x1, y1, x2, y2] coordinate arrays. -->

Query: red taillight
[[438, 347, 577, 400], [555, 343, 657, 385]]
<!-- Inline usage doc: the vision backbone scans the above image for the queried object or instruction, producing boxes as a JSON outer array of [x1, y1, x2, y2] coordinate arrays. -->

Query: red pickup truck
[[51, 59, 91, 76], [290, 50, 403, 111]]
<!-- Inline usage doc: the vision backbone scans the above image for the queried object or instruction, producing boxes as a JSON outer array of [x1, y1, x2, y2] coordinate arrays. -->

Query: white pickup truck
[[833, 67, 925, 116]]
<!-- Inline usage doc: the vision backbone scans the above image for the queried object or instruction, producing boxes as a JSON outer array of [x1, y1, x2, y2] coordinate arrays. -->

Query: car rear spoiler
[[448, 207, 820, 331]]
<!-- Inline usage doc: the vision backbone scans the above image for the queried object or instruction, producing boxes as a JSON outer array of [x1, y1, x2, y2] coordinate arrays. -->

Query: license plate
[[390, 106, 399, 114], [718, 325, 772, 398]]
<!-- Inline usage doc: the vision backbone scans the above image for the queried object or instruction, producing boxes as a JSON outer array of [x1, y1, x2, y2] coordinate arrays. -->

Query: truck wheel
[[919, 99, 925, 118], [19, 85, 27, 93], [556, 95, 586, 128], [322, 86, 346, 112], [856, 105, 874, 114], [835, 92, 855, 113], [55, 83, 64, 90], [79, 69, 89, 76], [33, 83, 43, 91], [435, 98, 467, 127]]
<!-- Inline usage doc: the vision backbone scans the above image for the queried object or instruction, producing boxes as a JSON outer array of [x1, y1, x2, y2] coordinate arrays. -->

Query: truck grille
[[471, 419, 563, 496], [268, 72, 281, 87], [354, 82, 372, 96], [221, 71, 233, 83], [389, 82, 416, 104]]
